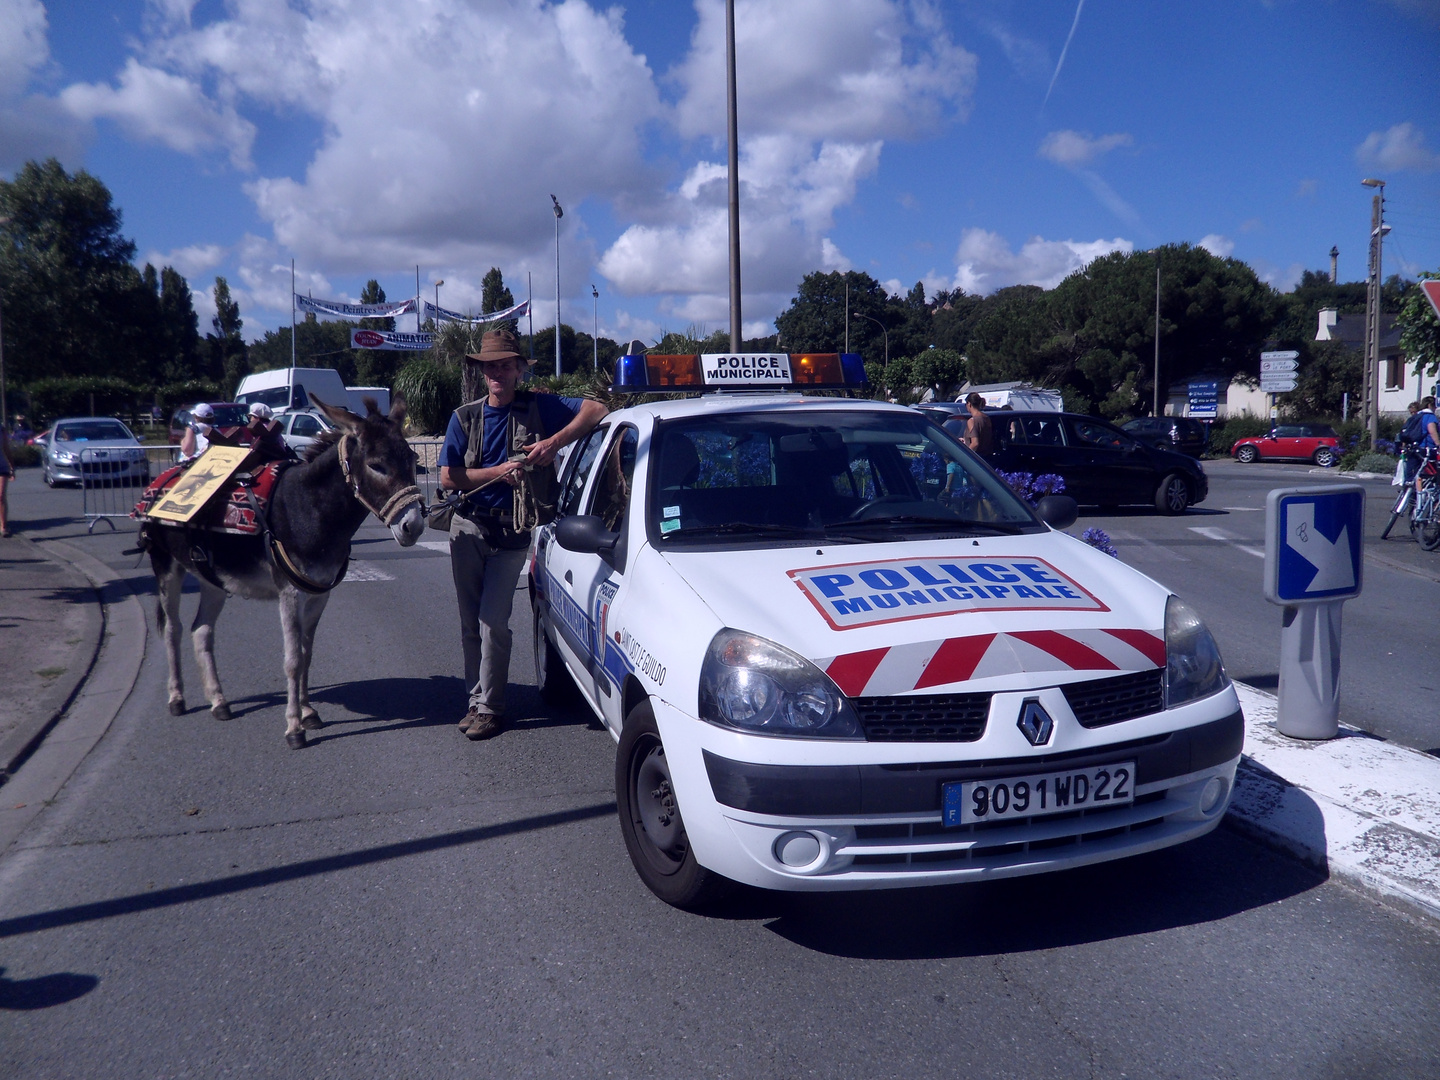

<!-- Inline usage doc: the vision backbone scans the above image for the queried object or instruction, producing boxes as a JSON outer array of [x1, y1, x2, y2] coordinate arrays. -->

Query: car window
[[1068, 419, 1131, 449], [55, 421, 132, 442], [648, 410, 1037, 545], [238, 387, 291, 410], [996, 416, 1028, 445], [557, 423, 609, 517], [1305, 425, 1337, 438], [1023, 416, 1063, 446], [588, 426, 638, 531], [291, 414, 322, 437], [210, 405, 248, 427]]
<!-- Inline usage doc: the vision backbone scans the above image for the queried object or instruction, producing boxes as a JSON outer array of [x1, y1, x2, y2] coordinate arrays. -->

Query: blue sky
[[3, 0, 1438, 347]]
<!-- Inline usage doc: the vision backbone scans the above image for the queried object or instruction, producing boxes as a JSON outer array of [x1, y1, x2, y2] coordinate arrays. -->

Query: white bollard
[[1275, 600, 1343, 740]]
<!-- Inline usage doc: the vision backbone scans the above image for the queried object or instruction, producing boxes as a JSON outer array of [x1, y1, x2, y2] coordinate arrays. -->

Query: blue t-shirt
[[1417, 410, 1440, 451], [439, 393, 586, 510]]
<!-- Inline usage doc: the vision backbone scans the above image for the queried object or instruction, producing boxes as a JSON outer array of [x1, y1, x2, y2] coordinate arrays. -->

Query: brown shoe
[[464, 711, 505, 740], [459, 707, 481, 732]]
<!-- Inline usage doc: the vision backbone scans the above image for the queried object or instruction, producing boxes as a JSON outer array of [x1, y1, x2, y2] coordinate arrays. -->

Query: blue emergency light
[[611, 352, 868, 393]]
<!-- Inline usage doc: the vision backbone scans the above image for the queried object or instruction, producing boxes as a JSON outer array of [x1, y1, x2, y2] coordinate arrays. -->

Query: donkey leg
[[277, 589, 308, 748], [297, 592, 330, 730], [190, 581, 231, 720], [156, 561, 187, 716]]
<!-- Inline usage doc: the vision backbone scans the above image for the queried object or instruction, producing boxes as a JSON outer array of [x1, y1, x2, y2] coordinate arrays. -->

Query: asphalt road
[[1, 465, 1438, 1079]]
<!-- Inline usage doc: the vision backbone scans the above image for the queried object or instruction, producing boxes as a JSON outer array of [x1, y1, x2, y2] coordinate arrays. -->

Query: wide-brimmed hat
[[465, 329, 529, 365]]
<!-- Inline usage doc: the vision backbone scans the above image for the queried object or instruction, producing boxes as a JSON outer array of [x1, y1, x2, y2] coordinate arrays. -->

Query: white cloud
[[1198, 234, 1235, 258], [1355, 122, 1440, 172], [975, 17, 1049, 80], [60, 58, 256, 168], [141, 243, 226, 278], [1038, 130, 1132, 166], [1253, 260, 1305, 292], [0, 0, 88, 171], [672, 0, 976, 143], [951, 229, 1132, 295]]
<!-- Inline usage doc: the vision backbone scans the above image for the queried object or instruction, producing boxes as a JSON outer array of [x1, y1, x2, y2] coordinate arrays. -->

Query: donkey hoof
[[285, 731, 307, 750], [211, 703, 232, 721], [300, 712, 323, 731], [168, 700, 186, 716]]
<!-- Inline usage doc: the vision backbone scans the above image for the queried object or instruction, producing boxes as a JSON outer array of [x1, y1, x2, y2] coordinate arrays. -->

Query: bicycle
[[1403, 447, 1440, 551], [1381, 442, 1419, 540]]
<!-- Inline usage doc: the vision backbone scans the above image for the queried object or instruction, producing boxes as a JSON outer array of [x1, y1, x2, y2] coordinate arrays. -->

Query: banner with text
[[350, 329, 434, 351], [297, 295, 417, 319], [423, 298, 530, 325]]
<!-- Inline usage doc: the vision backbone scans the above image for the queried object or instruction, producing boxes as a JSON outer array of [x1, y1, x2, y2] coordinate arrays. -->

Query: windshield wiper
[[660, 521, 875, 544], [842, 514, 1031, 535]]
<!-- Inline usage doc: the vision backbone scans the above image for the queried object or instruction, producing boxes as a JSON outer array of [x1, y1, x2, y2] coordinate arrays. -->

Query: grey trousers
[[450, 532, 528, 715]]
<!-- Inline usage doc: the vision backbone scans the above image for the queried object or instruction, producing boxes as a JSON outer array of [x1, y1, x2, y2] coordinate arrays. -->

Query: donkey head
[[312, 395, 426, 547]]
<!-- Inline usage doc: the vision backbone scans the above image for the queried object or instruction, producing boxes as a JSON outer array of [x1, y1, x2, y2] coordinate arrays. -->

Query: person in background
[[438, 329, 607, 740], [179, 402, 216, 462], [1415, 396, 1440, 500], [963, 392, 995, 459], [1398, 401, 1425, 486], [244, 402, 290, 461], [0, 422, 14, 538]]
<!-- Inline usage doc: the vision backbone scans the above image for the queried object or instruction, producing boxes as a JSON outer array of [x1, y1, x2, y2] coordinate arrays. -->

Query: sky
[[2, 0, 1439, 348]]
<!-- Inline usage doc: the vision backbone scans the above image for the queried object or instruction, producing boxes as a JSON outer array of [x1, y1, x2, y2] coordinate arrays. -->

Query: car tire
[[1155, 473, 1190, 514], [1421, 518, 1440, 552], [1313, 447, 1337, 468], [534, 608, 577, 706], [1235, 445, 1258, 464], [616, 700, 732, 911], [43, 464, 54, 487]]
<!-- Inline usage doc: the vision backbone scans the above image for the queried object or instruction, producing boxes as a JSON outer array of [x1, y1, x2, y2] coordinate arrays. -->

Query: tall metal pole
[[1362, 178, 1386, 444], [725, 0, 743, 351], [0, 216, 8, 428], [416, 266, 421, 333], [844, 279, 849, 354], [291, 259, 296, 368], [1153, 256, 1161, 416], [434, 279, 444, 325], [527, 272, 534, 361], [591, 284, 599, 370], [551, 195, 564, 377]]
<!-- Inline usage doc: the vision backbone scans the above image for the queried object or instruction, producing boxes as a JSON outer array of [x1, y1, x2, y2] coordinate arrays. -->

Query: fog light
[[1199, 776, 1227, 815], [774, 831, 822, 868]]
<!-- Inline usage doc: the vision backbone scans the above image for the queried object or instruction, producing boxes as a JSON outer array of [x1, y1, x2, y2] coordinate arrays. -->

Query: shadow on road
[[0, 966, 99, 1010]]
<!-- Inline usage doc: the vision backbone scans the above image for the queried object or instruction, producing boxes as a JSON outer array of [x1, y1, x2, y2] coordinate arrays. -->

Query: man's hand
[[525, 436, 561, 469]]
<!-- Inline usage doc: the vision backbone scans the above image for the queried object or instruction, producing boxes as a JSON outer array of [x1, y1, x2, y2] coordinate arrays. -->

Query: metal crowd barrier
[[81, 444, 181, 533], [409, 438, 444, 506]]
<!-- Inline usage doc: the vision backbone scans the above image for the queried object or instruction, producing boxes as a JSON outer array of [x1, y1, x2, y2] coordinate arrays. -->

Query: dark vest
[[454, 390, 558, 526]]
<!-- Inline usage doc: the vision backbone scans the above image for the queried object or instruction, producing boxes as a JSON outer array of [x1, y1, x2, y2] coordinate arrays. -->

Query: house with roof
[[1316, 308, 1415, 415]]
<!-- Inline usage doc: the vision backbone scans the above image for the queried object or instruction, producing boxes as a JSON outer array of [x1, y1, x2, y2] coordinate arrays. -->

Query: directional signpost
[[1188, 378, 1220, 419], [1264, 484, 1365, 739], [1259, 350, 1299, 394]]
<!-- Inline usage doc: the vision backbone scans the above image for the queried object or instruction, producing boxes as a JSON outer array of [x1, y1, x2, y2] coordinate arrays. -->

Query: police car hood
[[658, 531, 1169, 697]]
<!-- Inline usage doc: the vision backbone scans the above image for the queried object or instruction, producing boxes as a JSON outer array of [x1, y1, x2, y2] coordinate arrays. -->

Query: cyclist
[[1416, 396, 1440, 499]]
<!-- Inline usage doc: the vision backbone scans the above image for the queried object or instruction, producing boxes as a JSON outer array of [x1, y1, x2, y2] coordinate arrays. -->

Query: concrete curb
[[0, 540, 148, 854], [0, 537, 105, 782], [1228, 681, 1440, 923]]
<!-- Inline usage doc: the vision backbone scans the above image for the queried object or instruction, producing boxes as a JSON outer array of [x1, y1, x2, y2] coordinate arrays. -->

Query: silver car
[[41, 417, 150, 487], [278, 409, 335, 453]]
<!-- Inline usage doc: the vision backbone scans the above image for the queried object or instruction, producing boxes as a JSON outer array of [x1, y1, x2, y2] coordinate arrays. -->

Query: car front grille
[[853, 693, 991, 742], [1062, 670, 1164, 728]]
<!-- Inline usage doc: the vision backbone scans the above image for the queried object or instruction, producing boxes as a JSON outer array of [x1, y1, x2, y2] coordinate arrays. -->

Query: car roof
[[608, 393, 917, 424]]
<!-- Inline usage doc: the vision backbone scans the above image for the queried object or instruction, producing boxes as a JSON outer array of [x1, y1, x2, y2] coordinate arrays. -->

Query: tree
[[248, 315, 357, 384], [157, 266, 200, 382], [1286, 339, 1362, 418], [481, 268, 514, 314], [355, 279, 400, 387], [206, 277, 247, 394], [774, 270, 894, 364], [0, 158, 154, 386], [1398, 273, 1440, 382]]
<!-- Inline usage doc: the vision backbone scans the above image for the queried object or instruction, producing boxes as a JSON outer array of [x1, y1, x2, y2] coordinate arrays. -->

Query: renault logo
[[1017, 699, 1054, 746]]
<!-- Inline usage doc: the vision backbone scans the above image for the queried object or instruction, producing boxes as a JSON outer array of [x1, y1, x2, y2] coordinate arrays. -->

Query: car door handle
[[564, 570, 573, 584]]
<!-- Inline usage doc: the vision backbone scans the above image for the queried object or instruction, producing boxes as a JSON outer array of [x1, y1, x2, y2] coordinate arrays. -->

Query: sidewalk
[[0, 535, 105, 780]]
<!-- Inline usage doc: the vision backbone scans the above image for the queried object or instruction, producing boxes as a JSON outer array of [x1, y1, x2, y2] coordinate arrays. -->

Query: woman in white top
[[179, 402, 215, 462]]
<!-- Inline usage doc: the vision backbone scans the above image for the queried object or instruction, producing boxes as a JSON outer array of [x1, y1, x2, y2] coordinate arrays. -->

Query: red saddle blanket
[[133, 459, 286, 536]]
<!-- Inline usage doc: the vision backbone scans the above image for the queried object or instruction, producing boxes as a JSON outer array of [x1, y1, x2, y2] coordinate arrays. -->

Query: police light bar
[[611, 352, 868, 393]]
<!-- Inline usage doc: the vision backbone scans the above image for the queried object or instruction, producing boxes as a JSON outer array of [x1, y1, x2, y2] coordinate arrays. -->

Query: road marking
[[1221, 506, 1262, 511], [1107, 529, 1190, 561], [418, 541, 450, 553], [343, 561, 395, 582], [1188, 525, 1264, 559]]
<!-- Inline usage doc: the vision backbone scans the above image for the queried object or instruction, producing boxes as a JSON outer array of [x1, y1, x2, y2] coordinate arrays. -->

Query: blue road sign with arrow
[[1264, 485, 1364, 605]]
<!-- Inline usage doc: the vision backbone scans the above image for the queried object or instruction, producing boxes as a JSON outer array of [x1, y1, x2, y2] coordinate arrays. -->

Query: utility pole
[[291, 259, 296, 368], [1, 216, 11, 429], [591, 284, 599, 370], [725, 0, 742, 351], [1153, 256, 1161, 416], [1362, 178, 1386, 444], [551, 195, 564, 377]]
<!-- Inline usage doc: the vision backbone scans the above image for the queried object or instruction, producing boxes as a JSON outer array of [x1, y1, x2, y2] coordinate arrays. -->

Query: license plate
[[942, 761, 1135, 826]]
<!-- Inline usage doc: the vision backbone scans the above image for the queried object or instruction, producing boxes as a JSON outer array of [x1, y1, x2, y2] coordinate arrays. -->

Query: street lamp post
[[551, 195, 564, 377], [851, 312, 888, 394], [1362, 178, 1386, 444], [725, 0, 742, 351], [591, 284, 599, 370], [0, 217, 8, 430], [434, 279, 444, 327]]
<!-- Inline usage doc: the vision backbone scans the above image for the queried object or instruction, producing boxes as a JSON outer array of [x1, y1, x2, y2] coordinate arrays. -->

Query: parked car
[[1231, 424, 1339, 466], [988, 410, 1208, 513], [168, 403, 249, 444], [277, 409, 336, 453], [40, 417, 150, 487], [1121, 416, 1208, 457]]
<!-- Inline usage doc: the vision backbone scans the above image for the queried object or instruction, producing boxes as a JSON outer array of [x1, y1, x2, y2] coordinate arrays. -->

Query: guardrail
[[81, 445, 181, 533], [410, 438, 444, 507]]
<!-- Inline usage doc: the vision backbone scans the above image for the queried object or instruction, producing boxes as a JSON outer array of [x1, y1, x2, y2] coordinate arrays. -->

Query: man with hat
[[438, 328, 607, 739]]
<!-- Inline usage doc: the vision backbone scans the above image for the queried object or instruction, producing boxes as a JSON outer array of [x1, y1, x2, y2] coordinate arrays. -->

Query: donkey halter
[[338, 433, 423, 527]]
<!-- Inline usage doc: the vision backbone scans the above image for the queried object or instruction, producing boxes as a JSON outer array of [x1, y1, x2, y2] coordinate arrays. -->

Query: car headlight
[[1165, 596, 1228, 707], [699, 629, 861, 739], [52, 449, 76, 464]]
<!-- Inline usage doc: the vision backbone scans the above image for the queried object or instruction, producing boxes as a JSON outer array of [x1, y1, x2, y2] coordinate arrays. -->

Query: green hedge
[[7, 443, 40, 468], [26, 376, 144, 424], [1209, 415, 1271, 455]]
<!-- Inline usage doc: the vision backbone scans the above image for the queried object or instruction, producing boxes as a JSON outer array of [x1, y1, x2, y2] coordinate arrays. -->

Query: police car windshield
[[650, 410, 1038, 545]]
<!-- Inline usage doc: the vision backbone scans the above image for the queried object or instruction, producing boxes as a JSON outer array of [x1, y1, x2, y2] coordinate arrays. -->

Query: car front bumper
[[653, 687, 1242, 891]]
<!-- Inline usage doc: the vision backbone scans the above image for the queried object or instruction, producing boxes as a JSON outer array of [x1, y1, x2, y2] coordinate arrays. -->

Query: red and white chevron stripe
[[820, 628, 1166, 697]]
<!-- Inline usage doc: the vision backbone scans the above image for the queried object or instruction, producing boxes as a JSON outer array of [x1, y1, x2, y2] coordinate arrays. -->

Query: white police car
[[530, 351, 1241, 909]]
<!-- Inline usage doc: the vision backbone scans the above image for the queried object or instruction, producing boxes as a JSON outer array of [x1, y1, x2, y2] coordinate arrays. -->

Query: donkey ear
[[310, 395, 362, 433], [387, 394, 408, 428]]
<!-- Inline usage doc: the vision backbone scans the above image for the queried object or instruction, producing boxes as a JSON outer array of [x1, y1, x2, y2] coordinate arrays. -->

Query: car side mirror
[[556, 514, 619, 556], [1034, 495, 1078, 530]]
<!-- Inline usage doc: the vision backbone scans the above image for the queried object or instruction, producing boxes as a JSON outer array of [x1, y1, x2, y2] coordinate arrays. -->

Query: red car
[[1231, 423, 1339, 467]]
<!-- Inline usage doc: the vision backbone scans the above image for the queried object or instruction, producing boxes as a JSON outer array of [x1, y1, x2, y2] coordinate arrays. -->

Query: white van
[[235, 368, 391, 416]]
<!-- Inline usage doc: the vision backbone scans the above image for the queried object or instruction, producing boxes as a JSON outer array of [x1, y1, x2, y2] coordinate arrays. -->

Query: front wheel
[[1313, 446, 1337, 468], [1155, 473, 1190, 515], [1382, 488, 1413, 540], [1235, 445, 1258, 464], [1421, 516, 1440, 551], [616, 700, 732, 910]]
